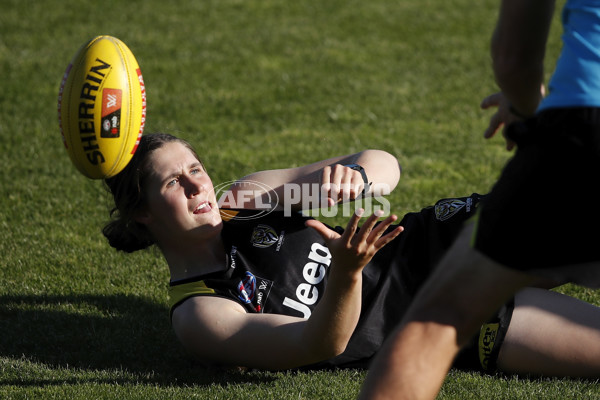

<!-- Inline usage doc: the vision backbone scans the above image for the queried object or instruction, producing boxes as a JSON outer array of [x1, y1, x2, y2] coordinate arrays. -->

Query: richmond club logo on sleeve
[[434, 197, 473, 221]]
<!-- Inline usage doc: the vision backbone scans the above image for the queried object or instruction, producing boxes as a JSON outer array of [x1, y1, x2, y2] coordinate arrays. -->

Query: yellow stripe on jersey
[[219, 209, 240, 222], [469, 208, 481, 248], [169, 280, 216, 311]]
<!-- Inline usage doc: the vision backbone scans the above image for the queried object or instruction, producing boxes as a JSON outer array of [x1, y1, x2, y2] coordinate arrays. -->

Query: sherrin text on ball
[[58, 35, 146, 179]]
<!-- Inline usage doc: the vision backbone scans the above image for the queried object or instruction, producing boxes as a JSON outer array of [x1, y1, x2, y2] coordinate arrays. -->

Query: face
[[138, 141, 222, 247]]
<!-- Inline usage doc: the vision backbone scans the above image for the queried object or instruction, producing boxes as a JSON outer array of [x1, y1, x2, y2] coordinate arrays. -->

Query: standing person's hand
[[481, 85, 545, 151], [481, 92, 520, 151]]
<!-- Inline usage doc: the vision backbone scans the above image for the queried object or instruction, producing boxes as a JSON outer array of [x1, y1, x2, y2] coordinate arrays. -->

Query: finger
[[305, 219, 340, 241], [353, 209, 385, 242], [327, 171, 341, 204], [333, 164, 348, 190], [480, 93, 502, 110], [373, 225, 404, 250], [501, 126, 517, 151], [483, 112, 504, 139], [320, 166, 333, 205], [340, 208, 365, 243], [349, 171, 364, 200], [340, 171, 353, 202], [339, 170, 364, 202], [364, 213, 398, 244], [505, 136, 516, 151]]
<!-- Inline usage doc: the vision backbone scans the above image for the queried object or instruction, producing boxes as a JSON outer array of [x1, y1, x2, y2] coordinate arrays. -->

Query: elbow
[[378, 149, 402, 179], [324, 336, 349, 358], [364, 149, 400, 169], [331, 342, 349, 358], [308, 340, 348, 362], [360, 149, 401, 192], [303, 332, 350, 362]]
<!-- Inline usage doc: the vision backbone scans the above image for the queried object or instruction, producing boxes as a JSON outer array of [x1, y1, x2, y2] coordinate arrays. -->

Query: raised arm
[[222, 149, 401, 211]]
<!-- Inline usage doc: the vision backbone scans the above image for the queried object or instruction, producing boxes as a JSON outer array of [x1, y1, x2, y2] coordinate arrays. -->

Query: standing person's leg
[[359, 224, 535, 400]]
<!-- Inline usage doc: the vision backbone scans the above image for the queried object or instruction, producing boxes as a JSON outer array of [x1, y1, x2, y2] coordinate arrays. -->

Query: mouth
[[193, 201, 213, 214]]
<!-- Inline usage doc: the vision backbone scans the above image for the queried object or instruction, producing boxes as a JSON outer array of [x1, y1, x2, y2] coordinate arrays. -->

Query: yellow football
[[58, 35, 146, 179]]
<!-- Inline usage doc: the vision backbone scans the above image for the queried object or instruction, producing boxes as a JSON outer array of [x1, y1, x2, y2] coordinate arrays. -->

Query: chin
[[201, 208, 224, 229]]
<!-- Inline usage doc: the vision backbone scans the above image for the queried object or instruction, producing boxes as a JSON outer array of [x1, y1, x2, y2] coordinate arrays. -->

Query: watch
[[343, 164, 371, 196]]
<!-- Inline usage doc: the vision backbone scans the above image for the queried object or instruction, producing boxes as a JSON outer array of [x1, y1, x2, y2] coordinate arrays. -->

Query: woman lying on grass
[[102, 131, 600, 377]]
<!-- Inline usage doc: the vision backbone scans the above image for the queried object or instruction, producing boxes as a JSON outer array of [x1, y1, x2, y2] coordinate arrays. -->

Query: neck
[[162, 230, 227, 282]]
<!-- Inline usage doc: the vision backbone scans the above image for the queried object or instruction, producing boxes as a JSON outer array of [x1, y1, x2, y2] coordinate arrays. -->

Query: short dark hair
[[102, 133, 201, 252]]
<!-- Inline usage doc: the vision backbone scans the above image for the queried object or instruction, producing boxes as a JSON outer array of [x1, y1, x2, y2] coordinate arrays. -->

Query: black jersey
[[169, 193, 485, 368]]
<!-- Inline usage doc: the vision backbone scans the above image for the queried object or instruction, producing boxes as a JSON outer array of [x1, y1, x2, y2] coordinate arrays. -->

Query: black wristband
[[343, 164, 371, 196]]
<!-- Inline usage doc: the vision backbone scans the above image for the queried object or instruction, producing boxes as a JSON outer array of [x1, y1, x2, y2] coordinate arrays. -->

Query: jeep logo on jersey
[[250, 224, 279, 248], [434, 197, 472, 221]]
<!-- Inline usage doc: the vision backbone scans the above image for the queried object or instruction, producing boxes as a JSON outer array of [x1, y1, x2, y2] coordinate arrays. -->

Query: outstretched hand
[[305, 209, 404, 273]]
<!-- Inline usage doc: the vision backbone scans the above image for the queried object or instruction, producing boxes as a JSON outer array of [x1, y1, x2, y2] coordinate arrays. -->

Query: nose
[[183, 176, 204, 198]]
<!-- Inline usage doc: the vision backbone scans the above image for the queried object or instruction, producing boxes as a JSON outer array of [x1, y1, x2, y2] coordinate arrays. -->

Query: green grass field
[[2, 0, 599, 398]]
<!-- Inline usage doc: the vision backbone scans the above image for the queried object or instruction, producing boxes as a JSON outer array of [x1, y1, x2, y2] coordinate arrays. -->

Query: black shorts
[[453, 299, 514, 373], [473, 108, 600, 285]]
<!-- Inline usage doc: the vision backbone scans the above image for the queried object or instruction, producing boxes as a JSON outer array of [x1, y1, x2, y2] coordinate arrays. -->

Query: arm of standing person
[[171, 210, 403, 370], [491, 0, 555, 117]]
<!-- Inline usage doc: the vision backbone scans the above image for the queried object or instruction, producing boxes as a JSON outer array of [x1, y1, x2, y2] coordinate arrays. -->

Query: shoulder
[[171, 295, 247, 339]]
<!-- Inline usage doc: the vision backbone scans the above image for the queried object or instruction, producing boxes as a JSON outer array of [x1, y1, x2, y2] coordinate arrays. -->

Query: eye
[[166, 177, 179, 187], [190, 167, 202, 175]]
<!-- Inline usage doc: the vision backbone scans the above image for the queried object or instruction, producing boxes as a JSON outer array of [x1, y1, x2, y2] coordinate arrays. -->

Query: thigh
[[497, 287, 600, 377]]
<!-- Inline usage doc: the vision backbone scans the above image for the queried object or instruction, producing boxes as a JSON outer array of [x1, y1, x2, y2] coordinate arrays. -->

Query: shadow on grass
[[0, 294, 276, 387]]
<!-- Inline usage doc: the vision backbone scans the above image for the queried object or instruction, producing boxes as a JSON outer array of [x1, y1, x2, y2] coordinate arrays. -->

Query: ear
[[134, 208, 152, 225]]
